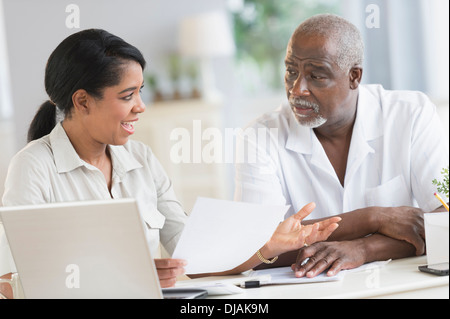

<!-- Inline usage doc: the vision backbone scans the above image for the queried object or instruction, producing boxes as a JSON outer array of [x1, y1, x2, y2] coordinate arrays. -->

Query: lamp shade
[[179, 11, 235, 58]]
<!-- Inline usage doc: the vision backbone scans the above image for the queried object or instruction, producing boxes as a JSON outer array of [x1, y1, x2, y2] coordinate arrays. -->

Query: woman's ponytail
[[27, 100, 57, 142]]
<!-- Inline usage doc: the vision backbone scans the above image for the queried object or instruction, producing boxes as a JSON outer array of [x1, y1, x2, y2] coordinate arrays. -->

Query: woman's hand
[[154, 258, 187, 288], [264, 202, 341, 258]]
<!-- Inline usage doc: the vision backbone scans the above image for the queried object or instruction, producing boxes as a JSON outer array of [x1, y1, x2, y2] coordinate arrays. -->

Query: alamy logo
[[65, 264, 80, 289], [65, 4, 80, 29], [169, 120, 279, 166], [366, 4, 381, 29]]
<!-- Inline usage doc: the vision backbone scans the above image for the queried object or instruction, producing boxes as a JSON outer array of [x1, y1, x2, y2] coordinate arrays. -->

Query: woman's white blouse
[[1, 123, 187, 275]]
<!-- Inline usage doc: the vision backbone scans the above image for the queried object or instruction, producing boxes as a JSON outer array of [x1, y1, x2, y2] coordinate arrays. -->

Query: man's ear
[[349, 66, 363, 90], [72, 89, 91, 114]]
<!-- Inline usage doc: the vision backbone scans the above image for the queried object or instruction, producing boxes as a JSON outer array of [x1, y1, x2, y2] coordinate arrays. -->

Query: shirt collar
[[285, 104, 314, 154], [109, 144, 143, 178], [50, 122, 84, 173], [285, 85, 383, 154], [50, 122, 143, 175]]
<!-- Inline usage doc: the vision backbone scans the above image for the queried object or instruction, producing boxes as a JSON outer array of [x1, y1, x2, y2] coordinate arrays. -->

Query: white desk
[[184, 256, 448, 299]]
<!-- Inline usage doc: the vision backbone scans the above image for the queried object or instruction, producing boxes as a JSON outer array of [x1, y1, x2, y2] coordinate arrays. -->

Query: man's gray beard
[[289, 98, 327, 128]]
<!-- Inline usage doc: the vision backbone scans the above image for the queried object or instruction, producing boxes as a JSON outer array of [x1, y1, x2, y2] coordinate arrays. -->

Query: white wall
[[0, 0, 12, 120], [0, 0, 237, 202], [0, 0, 14, 203], [2, 0, 231, 150]]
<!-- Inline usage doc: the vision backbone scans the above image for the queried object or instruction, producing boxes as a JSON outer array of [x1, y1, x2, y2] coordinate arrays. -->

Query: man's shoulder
[[361, 84, 434, 111]]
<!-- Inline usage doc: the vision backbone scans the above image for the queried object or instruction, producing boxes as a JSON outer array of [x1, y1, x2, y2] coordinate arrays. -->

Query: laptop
[[0, 199, 207, 299]]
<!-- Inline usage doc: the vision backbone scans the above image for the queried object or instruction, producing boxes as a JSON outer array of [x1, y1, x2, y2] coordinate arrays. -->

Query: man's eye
[[311, 74, 325, 80], [286, 69, 297, 77]]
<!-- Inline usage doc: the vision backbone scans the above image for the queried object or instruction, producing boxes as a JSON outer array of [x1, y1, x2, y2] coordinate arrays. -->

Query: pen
[[239, 275, 271, 288], [240, 280, 262, 289], [434, 193, 449, 212]]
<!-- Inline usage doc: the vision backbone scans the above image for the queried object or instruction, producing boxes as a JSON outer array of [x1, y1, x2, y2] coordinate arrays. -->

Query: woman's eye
[[123, 93, 133, 100], [121, 85, 144, 101]]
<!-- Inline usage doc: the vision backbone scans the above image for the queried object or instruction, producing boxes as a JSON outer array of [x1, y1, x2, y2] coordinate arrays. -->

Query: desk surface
[[184, 256, 449, 299]]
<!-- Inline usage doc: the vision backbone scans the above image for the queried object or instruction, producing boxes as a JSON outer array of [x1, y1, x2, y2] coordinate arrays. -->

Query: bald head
[[291, 14, 364, 72]]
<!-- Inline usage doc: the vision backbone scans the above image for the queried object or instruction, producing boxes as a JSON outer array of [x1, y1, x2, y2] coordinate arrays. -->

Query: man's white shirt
[[234, 84, 449, 220]]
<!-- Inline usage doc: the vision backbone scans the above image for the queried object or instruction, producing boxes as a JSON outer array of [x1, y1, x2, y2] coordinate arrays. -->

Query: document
[[248, 266, 344, 284], [247, 259, 391, 285], [172, 197, 290, 274]]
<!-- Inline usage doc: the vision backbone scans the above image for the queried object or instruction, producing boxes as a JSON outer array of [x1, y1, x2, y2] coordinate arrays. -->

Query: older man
[[234, 14, 449, 277]]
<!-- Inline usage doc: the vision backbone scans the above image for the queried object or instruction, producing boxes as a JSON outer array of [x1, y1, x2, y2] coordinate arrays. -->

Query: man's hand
[[375, 206, 425, 255], [154, 258, 187, 288], [291, 240, 366, 278]]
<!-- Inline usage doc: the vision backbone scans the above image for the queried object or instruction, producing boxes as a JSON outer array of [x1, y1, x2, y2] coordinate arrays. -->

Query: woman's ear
[[72, 89, 91, 115], [349, 66, 363, 90]]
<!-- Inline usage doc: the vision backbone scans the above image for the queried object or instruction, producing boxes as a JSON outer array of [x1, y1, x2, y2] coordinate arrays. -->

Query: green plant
[[230, 0, 340, 90], [432, 166, 449, 199]]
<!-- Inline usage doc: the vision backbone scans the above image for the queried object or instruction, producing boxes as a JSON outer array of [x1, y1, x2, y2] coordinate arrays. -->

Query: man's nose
[[290, 76, 310, 97]]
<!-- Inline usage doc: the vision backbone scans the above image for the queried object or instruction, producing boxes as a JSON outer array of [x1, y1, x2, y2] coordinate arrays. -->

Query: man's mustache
[[289, 97, 320, 112]]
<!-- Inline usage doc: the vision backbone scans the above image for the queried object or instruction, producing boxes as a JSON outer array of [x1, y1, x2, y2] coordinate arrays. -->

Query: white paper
[[424, 212, 449, 265], [248, 266, 344, 284], [176, 281, 245, 296], [247, 260, 391, 285], [172, 197, 290, 274]]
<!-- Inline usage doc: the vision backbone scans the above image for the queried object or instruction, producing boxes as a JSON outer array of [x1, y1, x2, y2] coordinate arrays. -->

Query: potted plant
[[432, 166, 449, 200]]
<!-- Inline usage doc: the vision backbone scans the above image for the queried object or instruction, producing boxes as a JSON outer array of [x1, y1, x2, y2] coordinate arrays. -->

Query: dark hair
[[27, 29, 146, 142]]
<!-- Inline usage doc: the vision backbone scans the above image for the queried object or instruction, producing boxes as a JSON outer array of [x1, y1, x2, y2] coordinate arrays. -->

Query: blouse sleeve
[[1, 148, 50, 275], [146, 147, 187, 256]]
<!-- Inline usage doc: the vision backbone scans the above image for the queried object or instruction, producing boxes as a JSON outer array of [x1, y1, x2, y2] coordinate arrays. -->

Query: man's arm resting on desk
[[302, 206, 426, 255], [293, 234, 416, 278], [277, 205, 447, 277], [255, 205, 426, 272]]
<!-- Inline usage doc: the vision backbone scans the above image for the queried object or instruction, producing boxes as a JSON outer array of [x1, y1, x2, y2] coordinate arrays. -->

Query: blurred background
[[0, 0, 448, 212]]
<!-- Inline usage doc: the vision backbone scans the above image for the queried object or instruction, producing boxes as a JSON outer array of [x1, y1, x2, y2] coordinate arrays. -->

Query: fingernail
[[295, 270, 305, 277]]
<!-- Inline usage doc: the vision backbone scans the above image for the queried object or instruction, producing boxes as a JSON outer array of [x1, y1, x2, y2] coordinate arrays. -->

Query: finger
[[326, 259, 346, 277], [304, 224, 320, 246], [159, 277, 177, 288], [413, 237, 425, 256], [397, 230, 425, 256], [154, 258, 188, 269], [306, 257, 333, 278], [292, 202, 316, 221], [293, 245, 327, 277], [315, 223, 340, 242], [294, 256, 316, 278], [294, 243, 322, 266], [157, 265, 186, 280], [317, 217, 341, 231]]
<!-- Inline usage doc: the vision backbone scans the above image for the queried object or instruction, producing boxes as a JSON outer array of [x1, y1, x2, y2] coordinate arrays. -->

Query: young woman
[[0, 29, 340, 298]]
